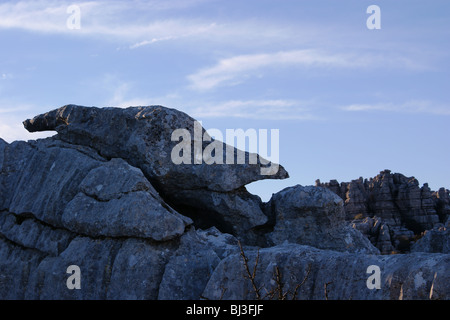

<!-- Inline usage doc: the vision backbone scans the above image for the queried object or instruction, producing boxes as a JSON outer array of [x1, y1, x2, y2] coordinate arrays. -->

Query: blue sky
[[0, 0, 449, 201]]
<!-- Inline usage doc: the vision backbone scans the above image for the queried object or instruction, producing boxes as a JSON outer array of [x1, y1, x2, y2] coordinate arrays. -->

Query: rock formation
[[23, 105, 288, 243], [0, 105, 448, 300], [411, 220, 450, 254], [317, 170, 449, 254], [265, 185, 378, 254]]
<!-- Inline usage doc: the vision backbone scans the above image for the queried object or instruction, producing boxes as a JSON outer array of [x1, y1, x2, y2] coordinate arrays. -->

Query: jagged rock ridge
[[317, 170, 449, 254]]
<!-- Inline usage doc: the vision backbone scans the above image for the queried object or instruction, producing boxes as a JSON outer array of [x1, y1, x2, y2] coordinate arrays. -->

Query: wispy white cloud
[[0, 0, 88, 33], [101, 78, 319, 120], [0, 0, 285, 48], [129, 36, 176, 49], [187, 49, 423, 91], [0, 1, 212, 39], [0, 0, 327, 54], [188, 99, 319, 120], [341, 100, 450, 116], [0, 0, 435, 79], [127, 22, 218, 49], [188, 50, 339, 91]]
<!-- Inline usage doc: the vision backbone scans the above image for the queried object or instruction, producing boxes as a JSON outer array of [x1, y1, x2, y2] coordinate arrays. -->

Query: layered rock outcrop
[[0, 105, 448, 300], [317, 170, 449, 254]]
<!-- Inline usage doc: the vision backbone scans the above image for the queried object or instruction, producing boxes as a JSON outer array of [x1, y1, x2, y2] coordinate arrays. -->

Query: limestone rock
[[433, 188, 450, 224], [202, 243, 450, 300], [351, 216, 416, 254], [158, 228, 239, 300], [168, 187, 267, 245], [0, 211, 74, 256], [23, 105, 288, 193], [318, 170, 443, 253], [61, 158, 192, 241], [23, 105, 289, 241], [0, 237, 47, 299], [266, 185, 379, 254], [106, 239, 175, 300], [0, 105, 448, 300], [411, 223, 450, 254], [1, 137, 191, 241], [24, 237, 122, 299], [0, 140, 36, 212]]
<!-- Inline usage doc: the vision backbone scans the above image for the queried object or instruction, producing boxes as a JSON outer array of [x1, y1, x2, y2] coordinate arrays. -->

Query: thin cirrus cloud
[[0, 0, 285, 48], [94, 75, 315, 120], [0, 0, 88, 33], [127, 22, 219, 49], [188, 99, 318, 120], [129, 36, 178, 49], [0, 0, 216, 40], [186, 49, 424, 91], [0, 1, 377, 51], [341, 100, 450, 116]]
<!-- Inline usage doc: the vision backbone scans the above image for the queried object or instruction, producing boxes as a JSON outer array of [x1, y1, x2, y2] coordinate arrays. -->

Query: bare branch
[[324, 281, 333, 300], [238, 240, 262, 300], [219, 285, 227, 300], [237, 241, 313, 301], [291, 263, 312, 300], [274, 266, 284, 300]]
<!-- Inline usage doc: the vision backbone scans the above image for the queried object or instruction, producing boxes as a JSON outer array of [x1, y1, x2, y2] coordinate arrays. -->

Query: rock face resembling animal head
[[23, 104, 289, 194], [24, 105, 289, 243]]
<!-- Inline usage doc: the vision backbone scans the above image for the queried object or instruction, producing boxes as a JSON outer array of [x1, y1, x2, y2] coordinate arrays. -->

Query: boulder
[[266, 185, 379, 254], [411, 222, 450, 254], [61, 158, 192, 241]]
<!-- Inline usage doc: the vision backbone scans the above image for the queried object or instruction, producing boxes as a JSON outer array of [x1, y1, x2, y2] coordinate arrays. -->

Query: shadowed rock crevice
[[162, 186, 269, 245]]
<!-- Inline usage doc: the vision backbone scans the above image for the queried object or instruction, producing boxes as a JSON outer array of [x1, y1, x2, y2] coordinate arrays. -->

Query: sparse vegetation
[[237, 240, 312, 300]]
